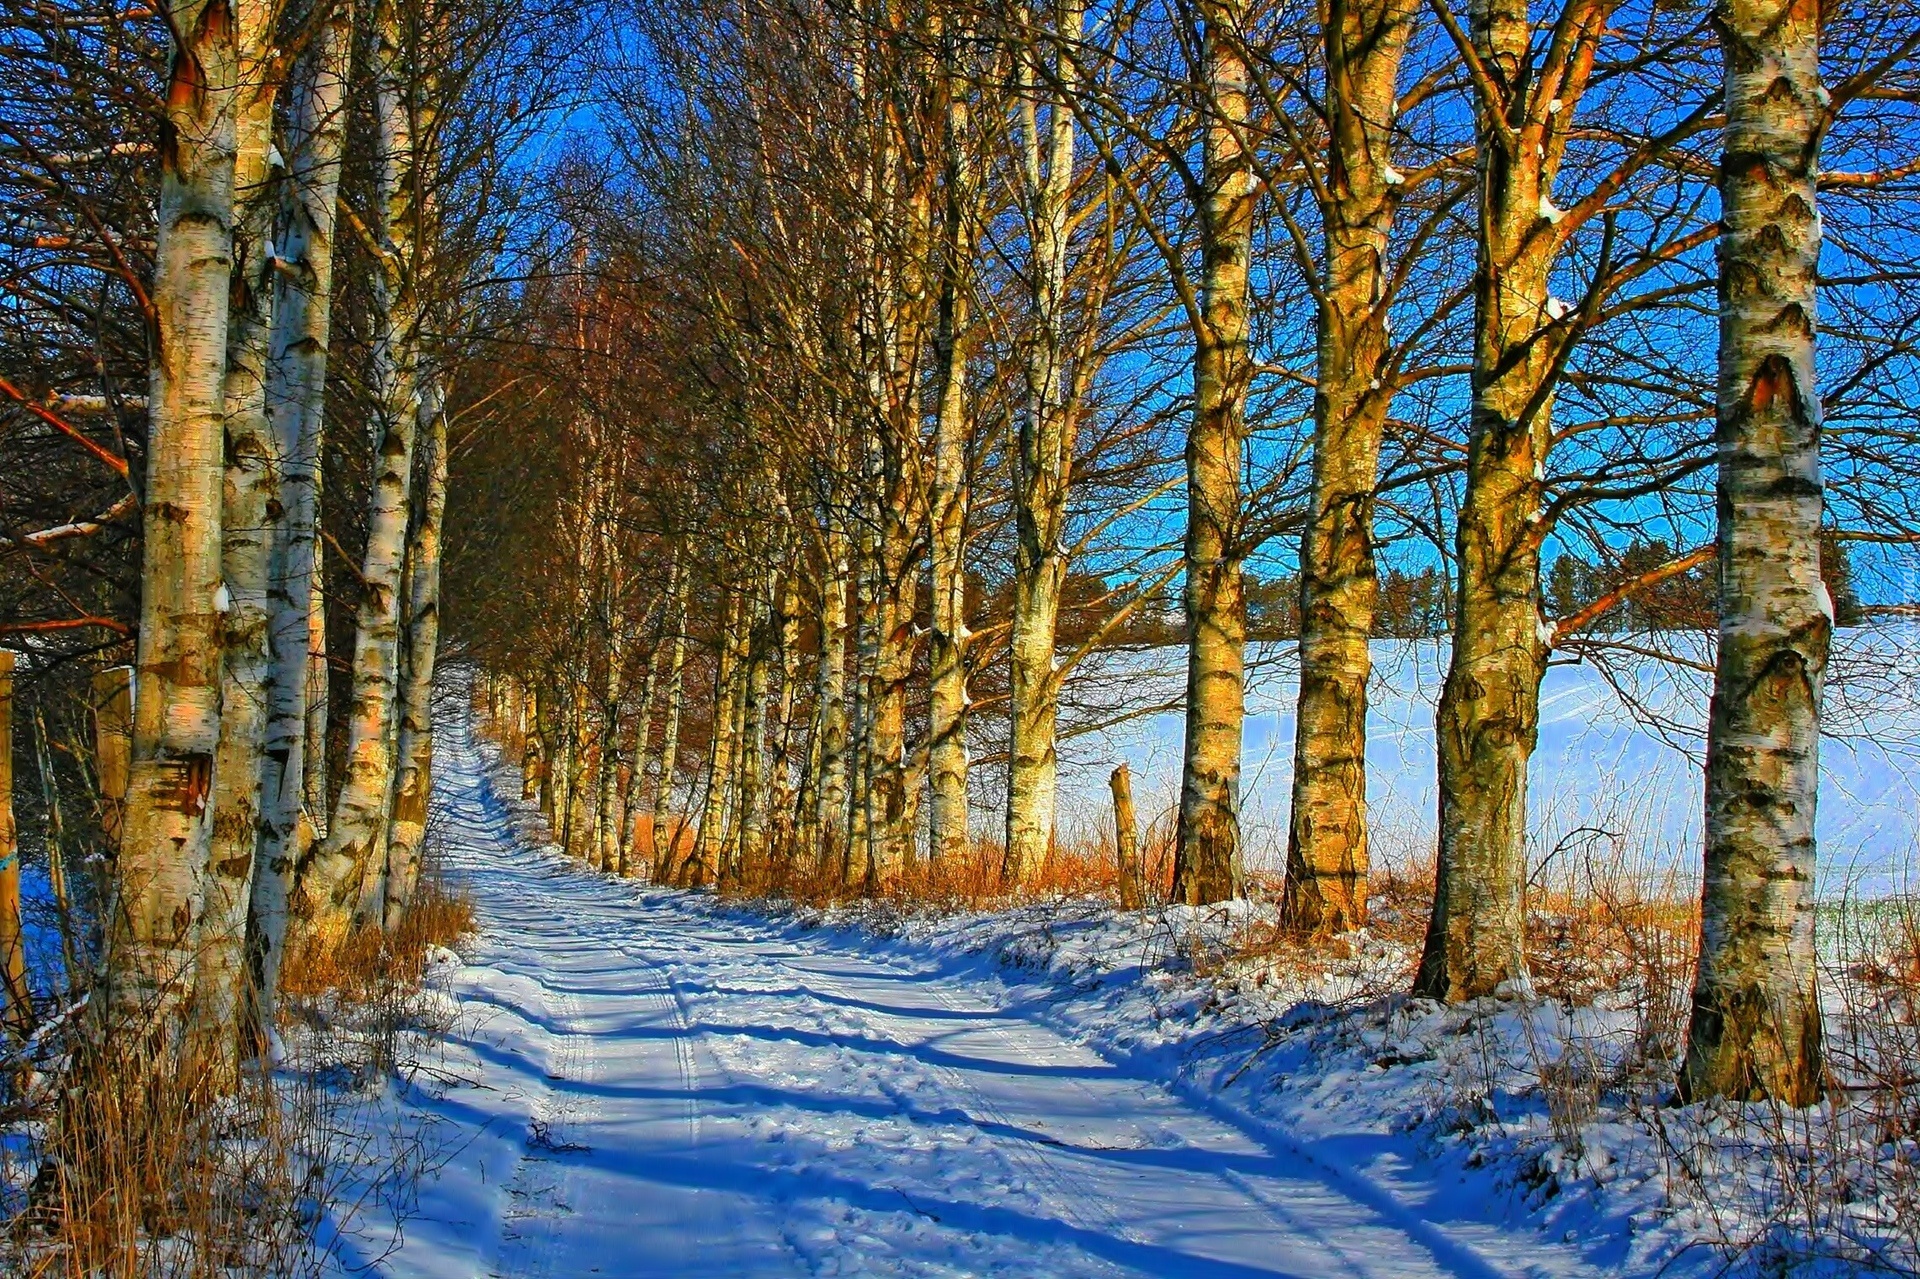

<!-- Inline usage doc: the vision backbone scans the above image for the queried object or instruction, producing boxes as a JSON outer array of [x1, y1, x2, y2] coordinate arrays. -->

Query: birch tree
[[1680, 0, 1828, 1106], [251, 0, 355, 1040], [1281, 0, 1419, 935], [198, 0, 291, 1069], [109, 0, 246, 1039], [296, 0, 426, 936], [1002, 0, 1086, 885], [1175, 0, 1258, 905]]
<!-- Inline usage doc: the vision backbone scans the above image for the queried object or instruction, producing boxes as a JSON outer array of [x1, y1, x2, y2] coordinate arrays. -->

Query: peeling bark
[[197, 4, 284, 1068]]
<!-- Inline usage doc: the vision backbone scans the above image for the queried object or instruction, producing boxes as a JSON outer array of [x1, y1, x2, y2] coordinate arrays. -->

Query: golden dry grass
[[6, 875, 476, 1278]]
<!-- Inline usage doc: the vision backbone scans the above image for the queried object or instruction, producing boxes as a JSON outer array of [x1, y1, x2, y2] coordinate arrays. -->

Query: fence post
[[1110, 763, 1144, 911]]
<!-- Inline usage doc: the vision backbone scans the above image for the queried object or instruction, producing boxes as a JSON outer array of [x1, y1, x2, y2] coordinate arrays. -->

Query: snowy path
[[381, 719, 1574, 1279]]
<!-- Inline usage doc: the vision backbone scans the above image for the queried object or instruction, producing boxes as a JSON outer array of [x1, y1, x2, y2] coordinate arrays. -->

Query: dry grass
[[1, 873, 476, 1278], [724, 817, 1183, 914], [281, 875, 476, 1009]]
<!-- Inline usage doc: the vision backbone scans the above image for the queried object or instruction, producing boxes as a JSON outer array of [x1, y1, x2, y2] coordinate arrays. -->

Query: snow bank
[[726, 892, 1918, 1277]]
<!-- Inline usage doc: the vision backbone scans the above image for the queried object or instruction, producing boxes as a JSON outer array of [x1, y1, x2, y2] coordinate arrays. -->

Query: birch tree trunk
[[1415, 0, 1601, 1003], [623, 613, 664, 877], [811, 532, 851, 879], [110, 0, 242, 1037], [197, 18, 283, 1064], [737, 580, 773, 885], [1282, 0, 1415, 935], [296, 0, 424, 938], [652, 561, 692, 881], [251, 0, 353, 1036], [845, 526, 877, 886], [94, 667, 133, 857], [1680, 0, 1827, 1106], [0, 653, 26, 1043], [383, 379, 449, 932], [694, 589, 744, 886], [869, 529, 918, 883], [593, 508, 627, 876], [1173, 0, 1255, 906], [926, 35, 980, 871], [1003, 2, 1082, 887], [304, 562, 330, 837], [768, 569, 803, 869]]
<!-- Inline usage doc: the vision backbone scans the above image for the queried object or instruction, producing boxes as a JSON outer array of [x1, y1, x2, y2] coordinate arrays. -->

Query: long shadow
[[692, 1019, 1119, 1081], [532, 1141, 1333, 1279], [695, 979, 1023, 1024]]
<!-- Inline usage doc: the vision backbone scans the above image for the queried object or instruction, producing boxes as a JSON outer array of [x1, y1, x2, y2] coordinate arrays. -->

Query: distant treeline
[[1041, 534, 1865, 645]]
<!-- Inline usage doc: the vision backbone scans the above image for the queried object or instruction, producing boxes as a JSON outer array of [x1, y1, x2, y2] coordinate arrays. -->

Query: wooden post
[[93, 666, 134, 851], [1110, 763, 1144, 911], [1, 652, 30, 1040]]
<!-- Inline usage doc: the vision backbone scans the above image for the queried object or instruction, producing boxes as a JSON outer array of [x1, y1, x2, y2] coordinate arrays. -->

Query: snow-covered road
[[377, 719, 1576, 1279]]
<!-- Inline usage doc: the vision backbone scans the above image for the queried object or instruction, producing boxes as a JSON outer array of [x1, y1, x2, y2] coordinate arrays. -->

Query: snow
[[1036, 638, 1920, 897], [368, 714, 1622, 1278]]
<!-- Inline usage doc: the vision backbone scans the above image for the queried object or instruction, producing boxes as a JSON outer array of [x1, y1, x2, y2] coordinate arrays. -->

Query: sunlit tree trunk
[[927, 32, 981, 871], [1003, 1, 1082, 887], [652, 561, 692, 881], [869, 524, 918, 883], [622, 611, 664, 877], [694, 589, 744, 886], [1282, 0, 1416, 935], [1416, 0, 1602, 1003], [1173, 0, 1255, 906], [767, 569, 803, 869], [593, 506, 628, 876], [110, 0, 242, 1037], [1680, 0, 1827, 1106], [383, 379, 449, 931], [251, 0, 353, 1037], [736, 575, 774, 883], [198, 22, 284, 1065], [0, 653, 26, 1043], [845, 520, 877, 886], [303, 562, 330, 837], [297, 0, 424, 939], [811, 530, 851, 879]]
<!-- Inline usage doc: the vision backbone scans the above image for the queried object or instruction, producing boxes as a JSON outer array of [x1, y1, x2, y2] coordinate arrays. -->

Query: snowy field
[[1033, 633, 1920, 895], [355, 717, 1624, 1278]]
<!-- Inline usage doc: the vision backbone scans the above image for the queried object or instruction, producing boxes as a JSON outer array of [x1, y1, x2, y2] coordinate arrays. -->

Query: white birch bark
[[295, 0, 424, 938], [1681, 0, 1827, 1105], [197, 7, 283, 1068], [694, 589, 744, 886], [109, 0, 242, 1039], [1003, 1, 1083, 886], [810, 530, 851, 880], [250, 0, 353, 1036], [651, 562, 692, 882], [623, 617, 664, 876], [593, 499, 628, 876], [1174, 0, 1255, 906], [383, 379, 449, 931]]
